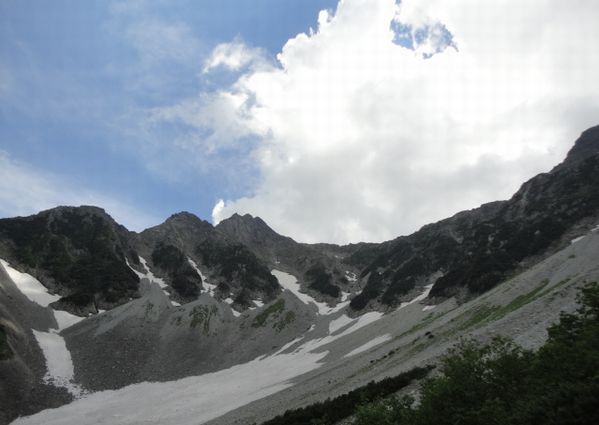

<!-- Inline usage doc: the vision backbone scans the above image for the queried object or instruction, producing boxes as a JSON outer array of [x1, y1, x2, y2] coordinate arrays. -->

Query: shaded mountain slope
[[0, 206, 140, 313], [346, 125, 599, 310]]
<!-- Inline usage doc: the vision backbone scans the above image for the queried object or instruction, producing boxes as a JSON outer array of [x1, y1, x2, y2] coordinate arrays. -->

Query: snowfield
[[32, 330, 85, 397], [1, 259, 85, 396], [344, 334, 392, 358], [0, 259, 60, 307], [12, 349, 327, 425], [272, 269, 350, 315]]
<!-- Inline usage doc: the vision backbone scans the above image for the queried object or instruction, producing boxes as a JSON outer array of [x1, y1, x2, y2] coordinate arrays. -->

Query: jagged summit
[[559, 124, 599, 168]]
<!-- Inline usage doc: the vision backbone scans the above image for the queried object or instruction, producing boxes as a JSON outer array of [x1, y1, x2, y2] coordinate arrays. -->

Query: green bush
[[353, 282, 599, 425]]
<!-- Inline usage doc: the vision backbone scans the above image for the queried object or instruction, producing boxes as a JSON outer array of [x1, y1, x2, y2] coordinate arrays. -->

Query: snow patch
[[0, 259, 60, 307], [13, 348, 327, 425], [32, 330, 85, 397], [344, 334, 392, 358], [328, 315, 356, 334], [345, 271, 357, 282], [253, 299, 264, 308], [1, 259, 83, 330], [54, 310, 85, 330], [128, 257, 180, 307], [422, 305, 436, 311], [138, 257, 167, 288], [297, 311, 385, 354], [272, 269, 338, 315], [571, 235, 585, 244], [188, 258, 217, 296], [398, 284, 434, 310]]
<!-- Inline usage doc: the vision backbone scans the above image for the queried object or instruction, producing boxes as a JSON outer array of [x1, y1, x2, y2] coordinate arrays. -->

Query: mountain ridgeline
[[0, 125, 599, 425], [0, 126, 599, 315]]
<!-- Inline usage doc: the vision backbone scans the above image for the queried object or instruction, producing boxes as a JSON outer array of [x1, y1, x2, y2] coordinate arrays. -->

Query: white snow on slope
[[54, 310, 86, 330], [272, 269, 346, 315], [0, 259, 60, 307], [1, 259, 85, 397], [188, 258, 218, 296], [329, 315, 356, 334], [138, 257, 167, 288], [344, 334, 392, 358], [12, 350, 327, 425], [297, 311, 384, 354], [128, 257, 182, 307], [571, 235, 585, 244], [32, 330, 85, 397], [398, 284, 434, 310], [422, 305, 436, 312]]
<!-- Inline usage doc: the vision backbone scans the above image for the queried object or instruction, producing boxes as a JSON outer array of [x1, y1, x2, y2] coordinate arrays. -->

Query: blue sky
[[0, 0, 337, 229], [1, 0, 598, 243]]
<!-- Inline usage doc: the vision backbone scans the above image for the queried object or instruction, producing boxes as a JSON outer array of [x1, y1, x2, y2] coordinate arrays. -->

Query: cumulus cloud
[[164, 0, 599, 243], [0, 152, 159, 231]]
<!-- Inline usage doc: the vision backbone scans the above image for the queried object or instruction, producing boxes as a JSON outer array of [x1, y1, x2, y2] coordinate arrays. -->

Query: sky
[[1, 0, 598, 244]]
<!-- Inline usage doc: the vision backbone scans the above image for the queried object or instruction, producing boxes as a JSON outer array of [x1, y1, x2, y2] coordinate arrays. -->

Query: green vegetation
[[189, 305, 218, 334], [250, 299, 295, 331], [457, 278, 572, 331], [353, 282, 599, 425], [0, 325, 12, 360], [259, 366, 433, 425], [0, 209, 140, 308]]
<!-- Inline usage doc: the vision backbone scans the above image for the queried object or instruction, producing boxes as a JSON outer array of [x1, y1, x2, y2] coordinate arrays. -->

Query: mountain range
[[1, 125, 599, 424]]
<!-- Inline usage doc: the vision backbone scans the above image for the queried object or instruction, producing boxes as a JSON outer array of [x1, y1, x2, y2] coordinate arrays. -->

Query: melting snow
[[1, 259, 60, 307], [345, 271, 357, 282], [128, 257, 179, 307], [422, 305, 436, 311], [1, 259, 85, 397], [272, 270, 346, 315], [188, 258, 217, 296], [32, 330, 85, 397], [344, 334, 392, 358], [138, 257, 167, 288], [253, 299, 264, 308], [13, 349, 327, 425], [398, 284, 434, 310], [329, 315, 356, 334]]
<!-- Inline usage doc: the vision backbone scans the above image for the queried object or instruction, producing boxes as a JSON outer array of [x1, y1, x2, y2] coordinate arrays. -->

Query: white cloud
[[0, 151, 159, 231], [203, 38, 268, 73], [211, 199, 225, 224], [174, 0, 599, 243]]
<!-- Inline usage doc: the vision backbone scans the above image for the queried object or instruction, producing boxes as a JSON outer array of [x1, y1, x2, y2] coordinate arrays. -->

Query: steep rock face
[[136, 212, 284, 306], [216, 214, 357, 302], [347, 126, 599, 310], [0, 206, 140, 313]]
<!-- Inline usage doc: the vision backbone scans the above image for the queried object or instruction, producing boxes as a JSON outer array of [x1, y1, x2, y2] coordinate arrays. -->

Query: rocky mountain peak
[[217, 212, 277, 240], [558, 124, 599, 169]]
